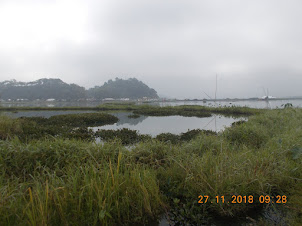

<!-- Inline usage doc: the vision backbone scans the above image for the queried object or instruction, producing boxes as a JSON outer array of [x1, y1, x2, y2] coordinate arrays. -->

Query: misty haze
[[0, 1, 301, 225]]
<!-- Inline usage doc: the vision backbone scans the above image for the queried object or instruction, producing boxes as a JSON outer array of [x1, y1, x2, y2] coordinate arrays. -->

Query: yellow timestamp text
[[198, 195, 287, 204]]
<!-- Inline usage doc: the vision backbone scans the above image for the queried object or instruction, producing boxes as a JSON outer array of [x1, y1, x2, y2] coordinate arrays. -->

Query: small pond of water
[[92, 112, 244, 136], [2, 111, 244, 136]]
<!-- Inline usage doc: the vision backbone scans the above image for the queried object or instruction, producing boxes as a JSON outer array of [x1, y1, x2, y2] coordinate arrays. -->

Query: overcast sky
[[0, 0, 301, 98]]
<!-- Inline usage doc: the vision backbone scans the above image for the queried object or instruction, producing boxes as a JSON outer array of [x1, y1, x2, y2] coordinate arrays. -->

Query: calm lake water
[[2, 111, 244, 136], [1, 99, 302, 109], [153, 99, 302, 109], [92, 112, 244, 136]]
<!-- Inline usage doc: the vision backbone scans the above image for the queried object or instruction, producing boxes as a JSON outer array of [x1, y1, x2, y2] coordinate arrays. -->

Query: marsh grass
[[127, 114, 141, 118], [0, 116, 23, 140], [156, 129, 217, 144], [27, 112, 119, 127], [0, 103, 264, 117], [0, 108, 301, 225], [95, 128, 152, 145], [95, 128, 215, 145], [0, 139, 165, 225], [0, 113, 118, 142], [133, 105, 263, 117]]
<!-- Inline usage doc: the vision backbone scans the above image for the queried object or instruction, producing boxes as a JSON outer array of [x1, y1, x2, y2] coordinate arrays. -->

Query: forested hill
[[0, 78, 159, 101], [0, 78, 86, 101], [88, 78, 159, 99]]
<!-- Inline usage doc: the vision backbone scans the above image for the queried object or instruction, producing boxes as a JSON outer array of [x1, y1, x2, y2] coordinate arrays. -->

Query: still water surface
[[1, 99, 302, 109], [92, 112, 243, 136], [3, 111, 244, 136], [154, 99, 302, 109]]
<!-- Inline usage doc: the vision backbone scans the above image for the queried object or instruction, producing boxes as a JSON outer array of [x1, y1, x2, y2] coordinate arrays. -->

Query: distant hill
[[88, 78, 159, 100], [0, 77, 159, 101], [0, 78, 86, 101]]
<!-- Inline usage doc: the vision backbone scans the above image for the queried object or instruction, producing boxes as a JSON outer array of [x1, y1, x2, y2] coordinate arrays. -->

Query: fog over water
[[0, 0, 302, 99], [1, 99, 302, 109]]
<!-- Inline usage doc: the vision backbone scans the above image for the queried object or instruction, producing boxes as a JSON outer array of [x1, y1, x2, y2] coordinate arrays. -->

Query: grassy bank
[[0, 112, 118, 141], [0, 108, 301, 225], [0, 102, 264, 117], [95, 128, 217, 145], [133, 105, 263, 117]]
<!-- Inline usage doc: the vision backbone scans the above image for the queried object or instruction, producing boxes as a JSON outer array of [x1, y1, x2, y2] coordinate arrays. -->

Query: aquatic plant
[[46, 112, 118, 127], [95, 128, 151, 145], [0, 113, 118, 142], [156, 129, 217, 144], [127, 113, 141, 118], [282, 103, 293, 108], [0, 104, 263, 118], [133, 107, 212, 118], [0, 108, 301, 225]]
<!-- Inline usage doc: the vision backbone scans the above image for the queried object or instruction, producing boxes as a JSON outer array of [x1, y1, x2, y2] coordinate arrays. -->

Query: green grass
[[127, 113, 141, 118], [0, 113, 118, 142], [0, 103, 264, 117], [0, 116, 23, 140], [37, 112, 118, 127], [96, 128, 152, 145], [0, 107, 301, 225], [0, 139, 165, 225], [95, 128, 216, 145]]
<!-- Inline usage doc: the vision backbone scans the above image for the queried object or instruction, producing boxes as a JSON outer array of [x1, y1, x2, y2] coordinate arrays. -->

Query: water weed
[[0, 107, 301, 224]]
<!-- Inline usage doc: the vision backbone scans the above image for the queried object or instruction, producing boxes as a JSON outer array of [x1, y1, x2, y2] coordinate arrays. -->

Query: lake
[[152, 99, 302, 109], [2, 111, 244, 136], [1, 99, 302, 109], [93, 112, 243, 136]]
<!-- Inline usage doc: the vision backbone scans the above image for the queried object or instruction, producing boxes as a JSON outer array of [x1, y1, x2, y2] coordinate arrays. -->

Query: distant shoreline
[[1, 97, 302, 104], [153, 97, 302, 102]]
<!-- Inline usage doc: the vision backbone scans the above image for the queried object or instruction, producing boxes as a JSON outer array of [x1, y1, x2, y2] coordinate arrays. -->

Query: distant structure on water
[[259, 88, 276, 101], [260, 95, 276, 100]]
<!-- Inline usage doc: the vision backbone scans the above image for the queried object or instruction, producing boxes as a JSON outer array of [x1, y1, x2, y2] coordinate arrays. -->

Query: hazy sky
[[0, 0, 301, 98]]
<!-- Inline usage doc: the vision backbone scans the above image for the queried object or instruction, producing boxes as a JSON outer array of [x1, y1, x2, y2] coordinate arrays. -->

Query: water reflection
[[3, 110, 244, 136], [110, 112, 148, 126], [93, 112, 244, 137]]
